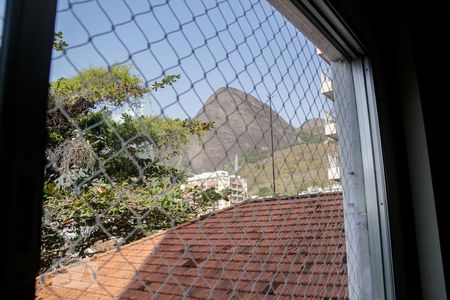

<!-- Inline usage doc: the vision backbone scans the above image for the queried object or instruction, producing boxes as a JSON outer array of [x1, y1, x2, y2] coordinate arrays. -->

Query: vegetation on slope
[[227, 142, 336, 197], [296, 118, 327, 144], [225, 116, 334, 196]]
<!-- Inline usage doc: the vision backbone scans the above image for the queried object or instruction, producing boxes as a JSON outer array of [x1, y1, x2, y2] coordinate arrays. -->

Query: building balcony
[[324, 122, 338, 139], [316, 48, 331, 65], [320, 71, 334, 100], [328, 166, 341, 181]]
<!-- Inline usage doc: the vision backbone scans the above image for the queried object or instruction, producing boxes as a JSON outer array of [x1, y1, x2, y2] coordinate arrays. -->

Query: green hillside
[[296, 118, 327, 144], [226, 142, 337, 197]]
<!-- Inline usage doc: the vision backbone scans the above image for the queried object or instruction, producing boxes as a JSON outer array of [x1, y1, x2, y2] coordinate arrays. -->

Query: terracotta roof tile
[[36, 193, 348, 299]]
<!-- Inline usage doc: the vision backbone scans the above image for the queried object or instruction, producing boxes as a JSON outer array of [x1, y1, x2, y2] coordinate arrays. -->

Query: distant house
[[187, 171, 248, 209], [36, 193, 347, 299]]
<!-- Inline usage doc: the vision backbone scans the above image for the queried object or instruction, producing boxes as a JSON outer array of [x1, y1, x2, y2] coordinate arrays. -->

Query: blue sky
[[2, 0, 333, 127]]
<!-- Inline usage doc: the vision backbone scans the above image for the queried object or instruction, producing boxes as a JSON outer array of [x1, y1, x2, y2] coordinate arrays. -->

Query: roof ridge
[[38, 192, 343, 277], [37, 193, 347, 299], [94, 191, 343, 255], [38, 196, 252, 277]]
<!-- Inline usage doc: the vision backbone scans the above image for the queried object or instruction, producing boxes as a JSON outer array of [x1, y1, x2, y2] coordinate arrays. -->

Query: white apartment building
[[187, 170, 248, 210], [319, 49, 341, 182]]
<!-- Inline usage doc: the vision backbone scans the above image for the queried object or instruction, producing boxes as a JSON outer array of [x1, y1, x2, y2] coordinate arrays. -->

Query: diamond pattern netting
[[37, 0, 355, 299]]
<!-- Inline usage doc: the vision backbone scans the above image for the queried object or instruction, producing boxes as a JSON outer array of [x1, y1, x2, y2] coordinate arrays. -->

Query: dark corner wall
[[0, 1, 57, 299], [326, 0, 448, 299]]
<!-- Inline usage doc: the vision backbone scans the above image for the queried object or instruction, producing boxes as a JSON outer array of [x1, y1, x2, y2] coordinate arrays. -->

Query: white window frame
[[269, 1, 395, 299], [352, 58, 395, 300]]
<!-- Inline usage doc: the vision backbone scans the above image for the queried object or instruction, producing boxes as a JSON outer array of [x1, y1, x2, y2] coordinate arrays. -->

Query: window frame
[[271, 0, 396, 298], [352, 58, 395, 299], [0, 0, 397, 298], [0, 0, 57, 297]]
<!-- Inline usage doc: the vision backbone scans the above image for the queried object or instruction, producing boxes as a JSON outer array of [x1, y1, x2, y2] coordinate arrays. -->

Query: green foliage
[[150, 74, 181, 91], [49, 65, 148, 112], [46, 65, 183, 146], [297, 129, 326, 144], [41, 179, 223, 269], [296, 119, 326, 144], [258, 186, 272, 196], [42, 66, 219, 271], [221, 187, 232, 200], [65, 113, 213, 181], [47, 65, 150, 135], [190, 186, 226, 209], [246, 148, 270, 164], [53, 31, 68, 51], [237, 143, 336, 196]]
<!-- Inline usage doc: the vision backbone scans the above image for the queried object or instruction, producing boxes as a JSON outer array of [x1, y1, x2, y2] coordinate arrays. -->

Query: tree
[[258, 186, 272, 196], [53, 31, 68, 51], [41, 65, 218, 271]]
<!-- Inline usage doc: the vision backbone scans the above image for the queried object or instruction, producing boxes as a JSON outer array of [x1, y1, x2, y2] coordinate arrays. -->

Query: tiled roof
[[36, 192, 347, 299]]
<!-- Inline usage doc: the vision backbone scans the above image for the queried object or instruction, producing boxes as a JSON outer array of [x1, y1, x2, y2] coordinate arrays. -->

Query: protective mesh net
[[36, 0, 355, 299]]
